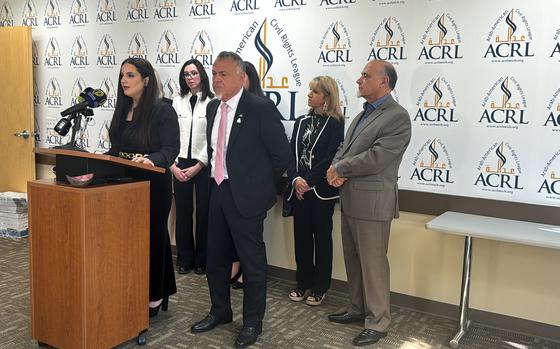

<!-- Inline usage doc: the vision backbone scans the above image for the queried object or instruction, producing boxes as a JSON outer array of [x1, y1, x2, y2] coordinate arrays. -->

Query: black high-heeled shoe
[[149, 296, 169, 318]]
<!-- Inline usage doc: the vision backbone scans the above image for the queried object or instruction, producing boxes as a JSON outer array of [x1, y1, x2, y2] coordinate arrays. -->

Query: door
[[0, 26, 35, 192]]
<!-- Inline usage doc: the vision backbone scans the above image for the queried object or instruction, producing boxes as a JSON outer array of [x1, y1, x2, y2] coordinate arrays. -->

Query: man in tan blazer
[[326, 60, 411, 346]]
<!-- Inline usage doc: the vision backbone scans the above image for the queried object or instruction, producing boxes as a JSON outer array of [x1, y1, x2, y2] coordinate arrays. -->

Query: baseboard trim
[[267, 265, 560, 343]]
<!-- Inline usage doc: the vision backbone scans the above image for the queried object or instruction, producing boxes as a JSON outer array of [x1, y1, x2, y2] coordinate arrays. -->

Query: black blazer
[[108, 99, 180, 168], [206, 90, 292, 218], [287, 114, 344, 201]]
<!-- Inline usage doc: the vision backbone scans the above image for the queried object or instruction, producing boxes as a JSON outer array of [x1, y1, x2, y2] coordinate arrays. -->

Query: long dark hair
[[109, 57, 158, 150], [244, 61, 265, 98], [178, 58, 214, 101]]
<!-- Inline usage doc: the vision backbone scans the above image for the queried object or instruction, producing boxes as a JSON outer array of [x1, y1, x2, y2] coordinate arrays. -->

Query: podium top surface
[[36, 148, 165, 174]]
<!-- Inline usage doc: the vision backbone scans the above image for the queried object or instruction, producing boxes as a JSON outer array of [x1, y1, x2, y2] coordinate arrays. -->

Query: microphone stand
[[53, 109, 93, 152]]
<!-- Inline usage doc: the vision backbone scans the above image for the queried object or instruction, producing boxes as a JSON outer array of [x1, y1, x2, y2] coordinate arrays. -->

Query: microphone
[[60, 87, 107, 117], [55, 88, 107, 136]]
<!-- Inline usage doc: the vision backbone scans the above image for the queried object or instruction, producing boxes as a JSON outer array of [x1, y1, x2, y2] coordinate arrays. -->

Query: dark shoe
[[190, 313, 232, 333], [231, 280, 244, 289], [352, 329, 387, 346], [178, 265, 192, 274], [234, 325, 262, 348], [194, 266, 206, 275], [149, 297, 169, 318], [328, 311, 363, 324]]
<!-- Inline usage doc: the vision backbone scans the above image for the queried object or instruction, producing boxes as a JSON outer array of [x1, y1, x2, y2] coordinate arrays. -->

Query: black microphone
[[60, 87, 107, 117]]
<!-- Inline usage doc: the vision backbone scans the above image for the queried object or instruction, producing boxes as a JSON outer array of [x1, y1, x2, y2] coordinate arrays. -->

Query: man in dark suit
[[326, 60, 411, 347], [190, 51, 291, 348]]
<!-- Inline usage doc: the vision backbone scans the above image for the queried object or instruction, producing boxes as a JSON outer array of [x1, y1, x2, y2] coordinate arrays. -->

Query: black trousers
[[126, 167, 177, 302], [173, 157, 209, 268], [206, 180, 267, 328], [292, 191, 336, 294]]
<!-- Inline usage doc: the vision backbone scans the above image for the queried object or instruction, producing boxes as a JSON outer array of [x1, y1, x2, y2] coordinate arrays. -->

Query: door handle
[[14, 130, 31, 139]]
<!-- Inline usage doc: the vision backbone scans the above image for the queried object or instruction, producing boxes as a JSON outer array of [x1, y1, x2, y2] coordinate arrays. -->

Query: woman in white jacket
[[171, 58, 214, 275]]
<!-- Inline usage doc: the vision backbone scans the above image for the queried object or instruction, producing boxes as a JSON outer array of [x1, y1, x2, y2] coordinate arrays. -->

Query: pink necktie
[[214, 103, 228, 185]]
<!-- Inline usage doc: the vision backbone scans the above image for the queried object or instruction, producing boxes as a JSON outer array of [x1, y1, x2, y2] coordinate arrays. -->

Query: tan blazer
[[333, 95, 411, 221]]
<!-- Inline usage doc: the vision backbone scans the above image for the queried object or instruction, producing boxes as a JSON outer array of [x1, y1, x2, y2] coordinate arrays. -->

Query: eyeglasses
[[183, 71, 199, 79]]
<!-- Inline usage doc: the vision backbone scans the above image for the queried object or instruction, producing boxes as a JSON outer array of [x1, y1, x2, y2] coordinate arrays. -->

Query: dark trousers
[[173, 157, 209, 268], [126, 168, 177, 302], [292, 191, 335, 294], [206, 180, 267, 328]]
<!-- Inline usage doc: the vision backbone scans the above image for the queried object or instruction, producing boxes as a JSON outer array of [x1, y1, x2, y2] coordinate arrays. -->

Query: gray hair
[[381, 62, 397, 90], [216, 51, 245, 74]]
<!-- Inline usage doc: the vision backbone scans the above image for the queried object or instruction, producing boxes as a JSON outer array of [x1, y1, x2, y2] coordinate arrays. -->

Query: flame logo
[[255, 19, 273, 79], [332, 22, 341, 47], [49, 79, 58, 95], [1, 3, 10, 19], [432, 78, 443, 106], [505, 9, 517, 36], [500, 77, 512, 104], [103, 79, 111, 94], [75, 37, 84, 55], [384, 17, 394, 44], [428, 140, 439, 164], [76, 79, 84, 94], [164, 31, 172, 52], [48, 38, 57, 56], [166, 81, 174, 96], [33, 79, 39, 101], [26, 1, 33, 16], [495, 142, 507, 170], [134, 34, 142, 51], [75, 78, 84, 95], [73, 0, 82, 13], [103, 35, 110, 52], [47, 0, 56, 16], [198, 32, 206, 50], [437, 14, 448, 39]]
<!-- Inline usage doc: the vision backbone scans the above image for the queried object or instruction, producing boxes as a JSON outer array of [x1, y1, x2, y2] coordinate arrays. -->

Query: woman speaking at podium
[[107, 57, 180, 317]]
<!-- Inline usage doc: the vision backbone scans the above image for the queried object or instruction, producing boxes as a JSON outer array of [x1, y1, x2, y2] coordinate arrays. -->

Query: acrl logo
[[69, 0, 89, 25], [190, 30, 213, 67], [418, 13, 462, 63], [155, 30, 179, 66], [410, 138, 454, 185], [96, 0, 116, 23], [414, 77, 458, 125], [480, 76, 528, 128], [368, 16, 407, 62], [126, 0, 148, 21], [189, 0, 215, 17], [484, 9, 534, 61], [475, 142, 523, 191], [154, 0, 177, 20], [43, 0, 61, 27], [318, 21, 352, 65]]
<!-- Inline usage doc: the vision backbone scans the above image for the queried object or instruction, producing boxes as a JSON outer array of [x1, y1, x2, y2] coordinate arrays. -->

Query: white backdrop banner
[[2, 0, 559, 207]]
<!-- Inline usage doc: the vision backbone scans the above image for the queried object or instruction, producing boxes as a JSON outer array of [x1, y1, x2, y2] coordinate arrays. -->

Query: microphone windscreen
[[82, 88, 107, 108]]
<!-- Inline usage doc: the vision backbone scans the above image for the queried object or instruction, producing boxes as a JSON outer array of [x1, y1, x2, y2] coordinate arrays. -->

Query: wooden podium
[[28, 149, 164, 348]]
